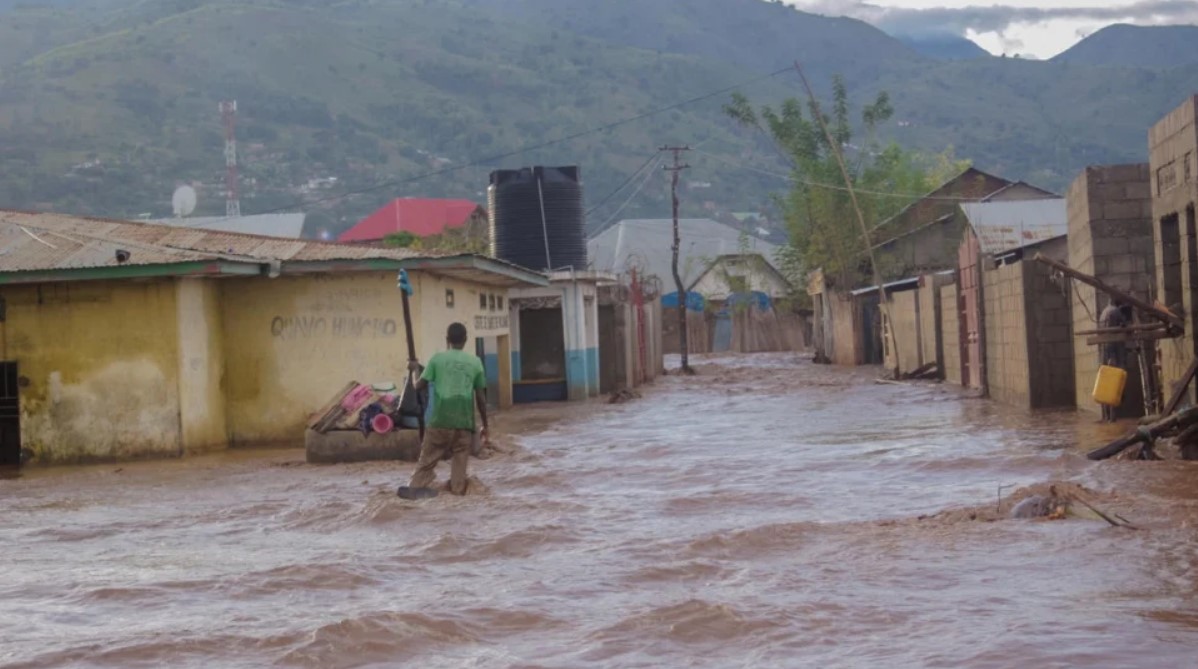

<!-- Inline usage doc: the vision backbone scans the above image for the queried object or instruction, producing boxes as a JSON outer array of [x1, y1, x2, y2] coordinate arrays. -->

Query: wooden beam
[[1033, 253, 1184, 330], [1075, 324, 1167, 336], [1085, 331, 1176, 345], [1088, 407, 1198, 460], [1163, 359, 1198, 416]]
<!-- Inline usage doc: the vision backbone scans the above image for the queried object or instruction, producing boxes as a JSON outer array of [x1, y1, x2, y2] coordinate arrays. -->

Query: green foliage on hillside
[[0, 0, 1195, 237]]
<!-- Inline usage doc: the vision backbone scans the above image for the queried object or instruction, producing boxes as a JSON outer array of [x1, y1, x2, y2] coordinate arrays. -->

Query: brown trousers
[[408, 428, 471, 495]]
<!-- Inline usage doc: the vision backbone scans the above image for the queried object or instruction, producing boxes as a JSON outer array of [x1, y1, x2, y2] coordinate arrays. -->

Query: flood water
[[3, 353, 1197, 668]]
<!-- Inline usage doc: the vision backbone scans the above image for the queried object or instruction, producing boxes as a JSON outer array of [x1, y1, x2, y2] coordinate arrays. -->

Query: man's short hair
[[447, 322, 468, 346]]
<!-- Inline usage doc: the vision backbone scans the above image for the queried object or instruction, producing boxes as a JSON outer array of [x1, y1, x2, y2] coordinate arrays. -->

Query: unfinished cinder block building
[[1150, 95, 1198, 405], [1066, 164, 1155, 418]]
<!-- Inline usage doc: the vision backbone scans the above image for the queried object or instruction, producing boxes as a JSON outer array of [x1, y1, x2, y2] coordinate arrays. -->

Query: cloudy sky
[[788, 0, 1198, 58]]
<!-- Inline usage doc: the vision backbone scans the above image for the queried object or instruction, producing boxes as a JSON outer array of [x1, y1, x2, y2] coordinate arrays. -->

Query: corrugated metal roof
[[0, 210, 421, 274], [588, 218, 781, 285], [152, 213, 306, 239], [0, 211, 549, 291], [960, 199, 1067, 256]]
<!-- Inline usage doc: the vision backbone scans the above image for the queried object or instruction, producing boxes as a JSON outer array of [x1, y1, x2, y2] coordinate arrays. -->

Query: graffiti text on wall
[[271, 315, 399, 340], [474, 314, 510, 332]]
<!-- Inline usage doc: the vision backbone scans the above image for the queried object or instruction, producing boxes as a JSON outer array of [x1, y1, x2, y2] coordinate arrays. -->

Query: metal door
[[0, 362, 20, 467]]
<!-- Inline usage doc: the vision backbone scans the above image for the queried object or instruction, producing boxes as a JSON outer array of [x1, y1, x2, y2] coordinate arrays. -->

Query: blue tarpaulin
[[661, 291, 707, 312]]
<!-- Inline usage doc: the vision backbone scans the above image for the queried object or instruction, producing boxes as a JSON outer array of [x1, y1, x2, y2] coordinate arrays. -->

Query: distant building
[[955, 198, 1073, 407], [588, 218, 783, 355], [339, 198, 485, 243]]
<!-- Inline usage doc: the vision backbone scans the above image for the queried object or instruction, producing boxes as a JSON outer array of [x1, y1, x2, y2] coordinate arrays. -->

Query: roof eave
[[398, 255, 550, 287], [0, 260, 262, 285]]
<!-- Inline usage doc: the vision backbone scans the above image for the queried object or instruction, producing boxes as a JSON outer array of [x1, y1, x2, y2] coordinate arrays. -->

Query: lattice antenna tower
[[219, 100, 240, 217]]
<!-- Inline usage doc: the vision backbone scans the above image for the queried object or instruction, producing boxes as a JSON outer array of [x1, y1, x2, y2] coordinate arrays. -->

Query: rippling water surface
[[3, 353, 1197, 668]]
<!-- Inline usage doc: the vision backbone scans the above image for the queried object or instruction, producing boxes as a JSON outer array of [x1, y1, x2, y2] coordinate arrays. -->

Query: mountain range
[[0, 0, 1195, 237]]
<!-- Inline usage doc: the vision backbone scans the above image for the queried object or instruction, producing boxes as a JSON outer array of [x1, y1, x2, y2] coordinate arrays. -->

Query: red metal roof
[[338, 198, 482, 242]]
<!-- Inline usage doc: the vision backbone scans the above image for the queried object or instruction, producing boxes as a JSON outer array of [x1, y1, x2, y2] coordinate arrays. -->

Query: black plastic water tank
[[489, 165, 587, 271]]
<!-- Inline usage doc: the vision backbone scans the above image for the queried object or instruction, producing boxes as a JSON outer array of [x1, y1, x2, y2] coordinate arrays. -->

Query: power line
[[584, 151, 662, 219], [592, 154, 665, 235], [185, 66, 793, 228]]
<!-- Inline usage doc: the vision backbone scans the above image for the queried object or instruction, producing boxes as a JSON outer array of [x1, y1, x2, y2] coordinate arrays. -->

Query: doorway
[[475, 338, 499, 409], [0, 362, 20, 467]]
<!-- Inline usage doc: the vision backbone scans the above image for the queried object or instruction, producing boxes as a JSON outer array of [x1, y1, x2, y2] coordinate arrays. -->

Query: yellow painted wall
[[412, 272, 512, 360], [1, 280, 182, 464], [176, 278, 228, 454], [220, 272, 413, 446], [220, 270, 512, 446]]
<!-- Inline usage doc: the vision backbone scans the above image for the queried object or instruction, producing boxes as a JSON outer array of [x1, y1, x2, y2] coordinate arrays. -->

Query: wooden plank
[[309, 380, 359, 432], [1034, 253, 1184, 329], [1088, 407, 1198, 460], [1075, 324, 1167, 336], [1163, 358, 1198, 415], [1085, 331, 1175, 345]]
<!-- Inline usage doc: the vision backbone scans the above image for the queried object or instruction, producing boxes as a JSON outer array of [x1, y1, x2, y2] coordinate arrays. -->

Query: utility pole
[[661, 145, 694, 375]]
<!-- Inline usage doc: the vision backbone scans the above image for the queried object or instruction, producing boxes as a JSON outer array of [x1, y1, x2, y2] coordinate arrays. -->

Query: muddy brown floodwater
[[3, 353, 1198, 668]]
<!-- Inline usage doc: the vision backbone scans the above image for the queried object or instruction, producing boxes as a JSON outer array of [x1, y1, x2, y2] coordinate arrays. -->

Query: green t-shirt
[[421, 348, 486, 430]]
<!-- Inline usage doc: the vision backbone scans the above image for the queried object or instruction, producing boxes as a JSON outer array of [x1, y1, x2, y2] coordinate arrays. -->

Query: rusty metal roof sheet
[[0, 211, 548, 288], [959, 199, 1067, 256], [151, 213, 306, 238], [0, 210, 422, 273]]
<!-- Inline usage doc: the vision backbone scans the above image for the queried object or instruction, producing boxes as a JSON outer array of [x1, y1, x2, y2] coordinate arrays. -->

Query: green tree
[[725, 75, 967, 288]]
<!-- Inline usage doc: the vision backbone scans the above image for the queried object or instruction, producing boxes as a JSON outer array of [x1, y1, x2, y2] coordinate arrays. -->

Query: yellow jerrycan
[[1092, 365, 1128, 407]]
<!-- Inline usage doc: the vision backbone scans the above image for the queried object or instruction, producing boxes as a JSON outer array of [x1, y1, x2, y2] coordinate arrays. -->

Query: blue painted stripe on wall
[[586, 347, 599, 395], [511, 351, 522, 381], [565, 350, 588, 400]]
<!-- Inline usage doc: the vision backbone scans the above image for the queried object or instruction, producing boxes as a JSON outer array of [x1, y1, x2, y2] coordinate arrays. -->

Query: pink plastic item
[[340, 384, 373, 413], [371, 413, 394, 434]]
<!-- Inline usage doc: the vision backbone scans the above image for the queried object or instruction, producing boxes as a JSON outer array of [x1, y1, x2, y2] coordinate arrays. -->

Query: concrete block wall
[[1151, 95, 1198, 404], [1023, 238, 1076, 408], [1066, 163, 1154, 416], [940, 283, 962, 385], [983, 262, 1032, 407]]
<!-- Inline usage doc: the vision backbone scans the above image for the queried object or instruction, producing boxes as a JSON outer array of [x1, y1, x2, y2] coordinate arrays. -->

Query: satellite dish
[[172, 185, 197, 218]]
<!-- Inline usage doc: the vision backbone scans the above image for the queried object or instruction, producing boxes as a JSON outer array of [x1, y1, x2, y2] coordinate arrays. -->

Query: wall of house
[[918, 277, 948, 376], [876, 217, 967, 280], [509, 280, 601, 400], [2, 279, 183, 464], [983, 261, 1031, 406], [1022, 238, 1076, 408], [940, 283, 962, 385], [691, 258, 790, 301], [221, 272, 412, 446], [220, 271, 510, 446], [1067, 164, 1154, 416], [176, 278, 227, 454], [1151, 96, 1198, 405]]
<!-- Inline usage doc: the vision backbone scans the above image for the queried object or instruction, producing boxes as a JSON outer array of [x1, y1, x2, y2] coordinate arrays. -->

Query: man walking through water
[[1099, 299, 1129, 423], [401, 322, 488, 498]]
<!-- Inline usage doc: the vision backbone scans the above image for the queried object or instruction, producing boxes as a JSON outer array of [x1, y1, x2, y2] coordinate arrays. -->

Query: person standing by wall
[[1098, 299, 1129, 423]]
